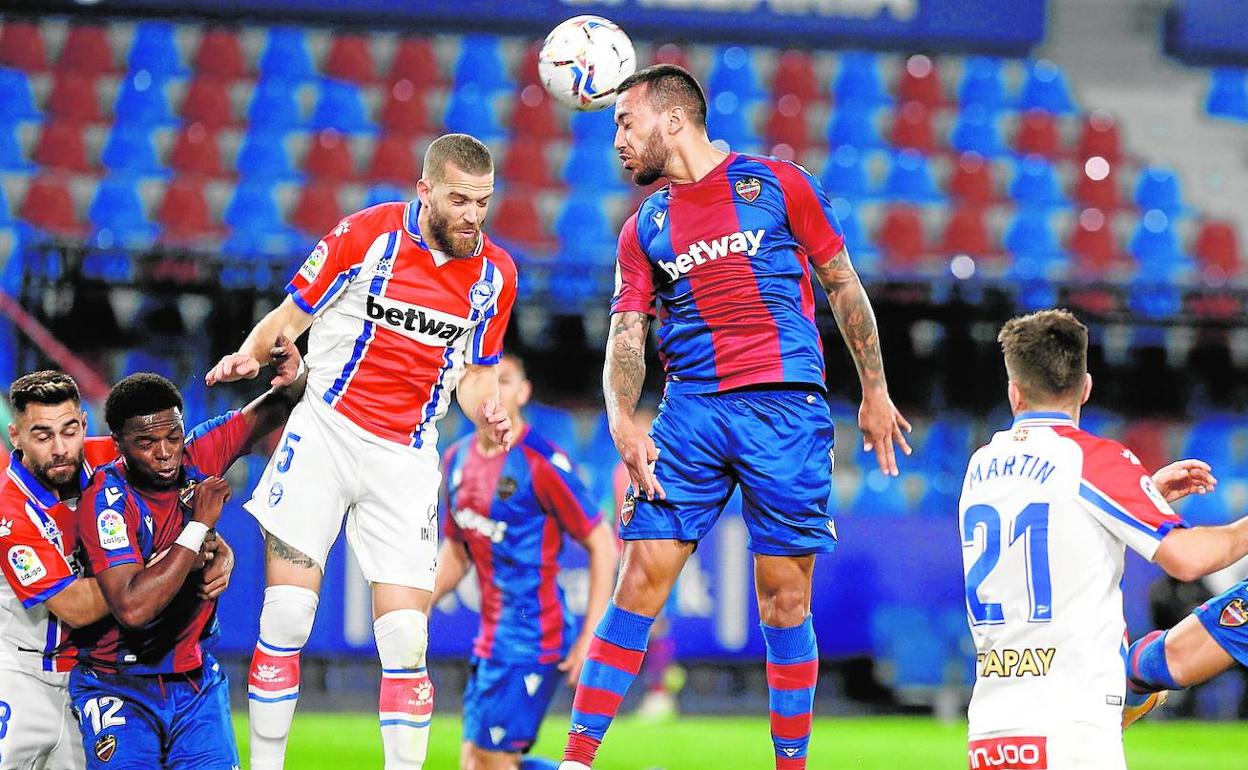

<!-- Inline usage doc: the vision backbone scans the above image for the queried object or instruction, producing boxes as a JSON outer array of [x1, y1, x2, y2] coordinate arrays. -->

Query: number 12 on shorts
[[962, 502, 1053, 625], [81, 696, 126, 734]]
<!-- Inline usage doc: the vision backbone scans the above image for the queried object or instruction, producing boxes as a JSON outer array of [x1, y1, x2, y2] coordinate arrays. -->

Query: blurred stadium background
[[2, 0, 1248, 765]]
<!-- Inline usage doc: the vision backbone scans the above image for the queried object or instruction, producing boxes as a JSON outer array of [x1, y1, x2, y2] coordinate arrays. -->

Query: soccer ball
[[538, 15, 636, 112]]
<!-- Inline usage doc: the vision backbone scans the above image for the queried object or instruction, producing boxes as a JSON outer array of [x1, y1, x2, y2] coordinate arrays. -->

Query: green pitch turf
[[233, 713, 1246, 769]]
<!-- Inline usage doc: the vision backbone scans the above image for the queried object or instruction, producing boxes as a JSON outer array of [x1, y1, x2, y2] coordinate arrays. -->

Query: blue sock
[[1127, 630, 1179, 698], [520, 758, 560, 770]]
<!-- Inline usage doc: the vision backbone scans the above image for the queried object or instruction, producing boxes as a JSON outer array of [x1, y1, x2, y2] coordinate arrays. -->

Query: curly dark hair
[[9, 370, 80, 413], [105, 373, 184, 433]]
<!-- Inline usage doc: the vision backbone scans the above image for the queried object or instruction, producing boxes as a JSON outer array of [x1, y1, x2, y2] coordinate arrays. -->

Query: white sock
[[374, 609, 432, 770], [248, 585, 318, 770]]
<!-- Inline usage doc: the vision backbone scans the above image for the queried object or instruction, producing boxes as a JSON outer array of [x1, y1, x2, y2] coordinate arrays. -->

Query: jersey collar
[[1012, 411, 1076, 428], [5, 449, 87, 510], [403, 199, 484, 258]]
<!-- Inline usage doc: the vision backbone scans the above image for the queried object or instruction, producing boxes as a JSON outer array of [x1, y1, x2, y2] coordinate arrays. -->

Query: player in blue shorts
[[69, 339, 304, 770], [560, 64, 911, 770], [433, 354, 618, 770]]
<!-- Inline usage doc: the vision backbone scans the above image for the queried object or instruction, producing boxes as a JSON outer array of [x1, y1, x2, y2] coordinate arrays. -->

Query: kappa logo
[[652, 210, 667, 230], [104, 487, 123, 507], [734, 176, 762, 202], [254, 664, 283, 683], [524, 672, 543, 697], [95, 734, 117, 763], [97, 510, 130, 551], [332, 219, 351, 238], [489, 726, 506, 745], [0, 518, 10, 537], [1220, 598, 1248, 628], [415, 679, 434, 709], [656, 229, 765, 282], [8, 545, 46, 587], [469, 279, 497, 312]]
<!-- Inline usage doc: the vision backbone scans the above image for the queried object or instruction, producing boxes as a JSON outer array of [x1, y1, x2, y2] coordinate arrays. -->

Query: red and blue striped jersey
[[442, 427, 602, 664], [612, 152, 845, 394], [74, 412, 252, 674]]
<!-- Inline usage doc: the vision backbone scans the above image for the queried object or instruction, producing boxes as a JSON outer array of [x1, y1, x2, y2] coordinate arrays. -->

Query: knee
[[374, 609, 430, 669], [259, 585, 319, 648], [466, 745, 516, 770], [757, 584, 810, 627]]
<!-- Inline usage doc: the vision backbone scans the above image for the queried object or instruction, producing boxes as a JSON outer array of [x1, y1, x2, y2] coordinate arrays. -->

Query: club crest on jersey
[[178, 479, 199, 511], [299, 240, 329, 282], [97, 509, 130, 550], [734, 177, 762, 202], [1220, 598, 1248, 628], [469, 279, 496, 312], [497, 476, 518, 501], [8, 545, 46, 587], [95, 734, 117, 763]]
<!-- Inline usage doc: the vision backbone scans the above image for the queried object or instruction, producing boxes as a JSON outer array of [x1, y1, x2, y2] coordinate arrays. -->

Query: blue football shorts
[[1193, 578, 1248, 668], [620, 388, 837, 556], [462, 657, 562, 754]]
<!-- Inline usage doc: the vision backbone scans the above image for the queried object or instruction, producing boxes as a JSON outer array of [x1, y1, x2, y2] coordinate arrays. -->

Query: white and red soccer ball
[[538, 15, 636, 112]]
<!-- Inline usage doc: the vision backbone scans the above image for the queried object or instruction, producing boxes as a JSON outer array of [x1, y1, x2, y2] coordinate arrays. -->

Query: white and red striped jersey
[[287, 201, 517, 448], [959, 411, 1187, 735]]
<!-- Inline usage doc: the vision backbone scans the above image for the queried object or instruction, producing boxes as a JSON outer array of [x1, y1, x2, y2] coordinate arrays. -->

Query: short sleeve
[[467, 255, 517, 366], [78, 478, 143, 574], [286, 214, 370, 316], [610, 214, 657, 317], [528, 448, 602, 541], [184, 411, 252, 477], [1071, 434, 1187, 561], [0, 507, 75, 608], [770, 159, 845, 267]]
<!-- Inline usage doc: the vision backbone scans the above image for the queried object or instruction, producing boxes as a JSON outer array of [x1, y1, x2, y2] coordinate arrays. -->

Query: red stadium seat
[[33, 122, 92, 173], [1068, 207, 1123, 274], [325, 34, 377, 83], [0, 21, 49, 71], [290, 183, 344, 236], [490, 195, 553, 250], [380, 79, 434, 136], [389, 38, 444, 88], [169, 123, 225, 177], [1073, 160, 1121, 209], [1075, 109, 1122, 162], [47, 72, 104, 124], [877, 205, 927, 267], [1192, 219, 1242, 278], [56, 24, 118, 74], [193, 28, 249, 80], [652, 43, 690, 71], [772, 50, 820, 102], [1013, 109, 1061, 158], [20, 175, 82, 234], [889, 101, 936, 154], [940, 206, 993, 256], [500, 137, 558, 189], [947, 152, 997, 205], [517, 41, 543, 87], [180, 77, 238, 128], [364, 134, 418, 185], [764, 95, 811, 154], [304, 130, 357, 181], [897, 54, 943, 108], [511, 84, 564, 139], [157, 177, 219, 240]]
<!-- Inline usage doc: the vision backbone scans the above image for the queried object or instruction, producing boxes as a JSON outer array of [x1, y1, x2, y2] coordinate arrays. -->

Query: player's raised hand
[[558, 635, 592, 686], [190, 476, 231, 528], [268, 334, 304, 388], [860, 390, 912, 477], [1152, 459, 1217, 503], [205, 352, 261, 386], [198, 536, 235, 600], [614, 422, 665, 500], [480, 399, 514, 450]]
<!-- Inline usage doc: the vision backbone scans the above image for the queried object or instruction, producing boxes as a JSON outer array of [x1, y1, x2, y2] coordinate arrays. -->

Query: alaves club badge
[[734, 177, 762, 203], [1220, 597, 1248, 628]]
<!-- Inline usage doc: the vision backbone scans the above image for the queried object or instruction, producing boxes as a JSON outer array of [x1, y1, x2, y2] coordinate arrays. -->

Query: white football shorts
[[967, 723, 1125, 770], [0, 666, 83, 770]]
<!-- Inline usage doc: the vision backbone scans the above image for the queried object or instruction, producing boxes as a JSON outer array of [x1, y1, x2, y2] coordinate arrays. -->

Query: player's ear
[[1080, 372, 1092, 405], [415, 178, 432, 206], [1006, 380, 1024, 414], [667, 105, 684, 135], [517, 378, 532, 407], [7, 421, 19, 451]]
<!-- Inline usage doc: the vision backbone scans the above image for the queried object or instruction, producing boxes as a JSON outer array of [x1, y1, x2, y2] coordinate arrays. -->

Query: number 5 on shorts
[[82, 697, 126, 734], [276, 432, 302, 474]]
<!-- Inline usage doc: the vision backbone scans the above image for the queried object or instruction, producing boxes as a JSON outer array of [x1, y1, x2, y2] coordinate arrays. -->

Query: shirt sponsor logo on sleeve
[[298, 240, 330, 282], [8, 545, 47, 586], [97, 510, 130, 551]]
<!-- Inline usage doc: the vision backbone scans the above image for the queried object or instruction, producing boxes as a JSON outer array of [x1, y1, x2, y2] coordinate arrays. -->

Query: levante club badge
[[734, 177, 762, 203], [95, 734, 117, 762], [1219, 597, 1248, 628]]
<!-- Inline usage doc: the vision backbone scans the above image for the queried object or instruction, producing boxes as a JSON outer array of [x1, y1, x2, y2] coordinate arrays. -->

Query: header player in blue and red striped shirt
[[560, 64, 912, 770], [434, 354, 618, 770]]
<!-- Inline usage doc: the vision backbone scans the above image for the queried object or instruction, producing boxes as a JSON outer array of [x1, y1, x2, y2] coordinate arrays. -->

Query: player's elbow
[[113, 602, 156, 630], [1153, 543, 1207, 583]]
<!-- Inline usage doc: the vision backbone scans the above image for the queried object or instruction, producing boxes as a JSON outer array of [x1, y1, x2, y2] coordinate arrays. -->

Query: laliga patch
[[298, 240, 329, 282], [469, 279, 496, 311], [1220, 598, 1248, 628], [95, 734, 117, 762], [734, 176, 762, 203], [97, 510, 130, 551], [1139, 474, 1173, 513], [8, 545, 47, 587]]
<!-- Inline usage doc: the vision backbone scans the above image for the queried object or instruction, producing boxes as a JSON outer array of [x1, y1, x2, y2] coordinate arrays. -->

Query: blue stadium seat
[[0, 68, 41, 122], [877, 150, 940, 202], [1008, 155, 1067, 208], [829, 196, 878, 276], [442, 83, 504, 141], [951, 106, 1003, 157], [112, 70, 176, 127], [921, 419, 973, 473], [828, 106, 884, 149], [834, 51, 889, 107], [88, 176, 158, 246], [1004, 209, 1067, 281], [562, 144, 625, 190], [707, 91, 759, 150], [1133, 167, 1183, 216], [554, 197, 615, 263], [708, 45, 765, 100], [569, 109, 617, 144], [100, 125, 168, 177], [1017, 59, 1075, 114], [916, 474, 960, 519], [310, 80, 376, 134], [1182, 416, 1240, 470], [1126, 276, 1183, 320], [0, 124, 34, 171], [958, 57, 1006, 111], [453, 35, 512, 93], [258, 27, 316, 81], [224, 180, 286, 233], [850, 470, 911, 516], [128, 21, 187, 76], [524, 402, 579, 454], [1205, 68, 1248, 121], [822, 145, 870, 199], [235, 130, 300, 180], [870, 606, 946, 688], [1128, 209, 1186, 267], [0, 186, 12, 225], [364, 184, 407, 208], [248, 77, 305, 130]]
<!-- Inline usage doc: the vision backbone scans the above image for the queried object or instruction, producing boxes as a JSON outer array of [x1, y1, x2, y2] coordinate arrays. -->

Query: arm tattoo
[[265, 533, 318, 570], [603, 311, 650, 427], [812, 247, 885, 390]]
